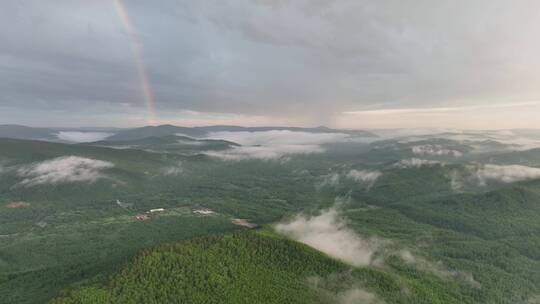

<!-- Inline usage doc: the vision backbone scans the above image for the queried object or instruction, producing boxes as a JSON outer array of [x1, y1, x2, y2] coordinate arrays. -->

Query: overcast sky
[[1, 0, 540, 129]]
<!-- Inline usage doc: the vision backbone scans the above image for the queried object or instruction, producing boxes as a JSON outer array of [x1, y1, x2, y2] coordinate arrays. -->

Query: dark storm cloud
[[1, 0, 539, 127]]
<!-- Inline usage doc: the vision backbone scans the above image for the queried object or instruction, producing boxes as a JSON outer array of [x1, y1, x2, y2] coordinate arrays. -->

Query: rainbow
[[114, 0, 157, 124]]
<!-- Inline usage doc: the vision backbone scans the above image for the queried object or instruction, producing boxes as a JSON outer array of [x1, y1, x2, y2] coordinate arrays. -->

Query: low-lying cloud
[[16, 156, 113, 187], [395, 158, 442, 169], [206, 131, 350, 146], [396, 130, 540, 153], [277, 204, 480, 290], [450, 164, 540, 190], [474, 164, 540, 185], [346, 170, 382, 188], [161, 161, 183, 176], [175, 137, 204, 146], [205, 144, 324, 161], [412, 145, 462, 157], [316, 173, 341, 190], [275, 207, 378, 266], [57, 131, 113, 143], [398, 250, 481, 288], [204, 130, 349, 160], [308, 275, 384, 304]]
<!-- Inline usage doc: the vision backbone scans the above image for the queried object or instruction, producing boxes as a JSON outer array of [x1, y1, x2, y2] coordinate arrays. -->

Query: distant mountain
[[0, 124, 377, 143], [0, 125, 58, 141], [0, 125, 123, 143], [105, 125, 208, 141], [107, 125, 377, 141], [197, 125, 378, 137]]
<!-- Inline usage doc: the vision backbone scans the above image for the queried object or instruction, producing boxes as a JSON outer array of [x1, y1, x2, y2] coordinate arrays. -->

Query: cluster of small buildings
[[135, 214, 151, 221], [135, 208, 165, 221], [193, 207, 215, 215]]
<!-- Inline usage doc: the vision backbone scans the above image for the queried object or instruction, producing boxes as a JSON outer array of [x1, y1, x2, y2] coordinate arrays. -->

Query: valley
[[1, 126, 540, 303]]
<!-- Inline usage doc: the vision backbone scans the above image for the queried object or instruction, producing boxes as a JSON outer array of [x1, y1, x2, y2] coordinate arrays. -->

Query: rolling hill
[[2, 134, 540, 303], [51, 229, 474, 304]]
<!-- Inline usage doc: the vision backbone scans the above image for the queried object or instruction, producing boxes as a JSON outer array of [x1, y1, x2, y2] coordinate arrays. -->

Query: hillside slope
[[51, 230, 471, 304]]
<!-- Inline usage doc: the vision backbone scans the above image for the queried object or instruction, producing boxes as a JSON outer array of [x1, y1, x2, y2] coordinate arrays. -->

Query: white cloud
[[446, 133, 540, 152], [346, 170, 382, 188], [307, 272, 384, 304], [398, 250, 481, 288], [370, 130, 540, 154], [420, 130, 540, 152], [57, 131, 113, 143], [277, 205, 479, 289], [395, 158, 442, 169], [412, 145, 462, 157], [275, 207, 378, 266], [204, 130, 349, 160], [308, 276, 383, 304], [206, 130, 350, 146], [16, 156, 113, 187], [448, 164, 540, 191], [316, 173, 341, 190], [204, 144, 324, 161], [474, 164, 540, 185], [175, 135, 204, 145], [371, 129, 459, 139], [161, 162, 183, 176]]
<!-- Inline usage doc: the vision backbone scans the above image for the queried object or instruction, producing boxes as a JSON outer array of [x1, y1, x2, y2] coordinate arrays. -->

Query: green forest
[[1, 133, 540, 303]]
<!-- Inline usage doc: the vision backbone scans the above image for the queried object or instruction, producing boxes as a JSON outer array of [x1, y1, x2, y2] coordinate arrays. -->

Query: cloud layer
[[449, 164, 540, 191], [346, 169, 382, 188], [474, 164, 540, 185], [204, 130, 348, 160], [57, 131, 113, 143], [395, 158, 442, 169], [277, 204, 481, 290], [412, 145, 462, 157], [398, 250, 481, 288], [2, 1, 540, 128], [206, 130, 350, 146], [17, 156, 113, 187], [160, 161, 183, 176], [275, 207, 378, 266]]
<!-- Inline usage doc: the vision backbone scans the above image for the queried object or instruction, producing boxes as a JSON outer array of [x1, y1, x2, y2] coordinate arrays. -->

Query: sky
[[1, 0, 540, 129]]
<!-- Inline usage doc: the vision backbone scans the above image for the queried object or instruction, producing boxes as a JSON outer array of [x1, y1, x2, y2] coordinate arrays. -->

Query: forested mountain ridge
[[51, 229, 479, 304], [2, 132, 540, 303]]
